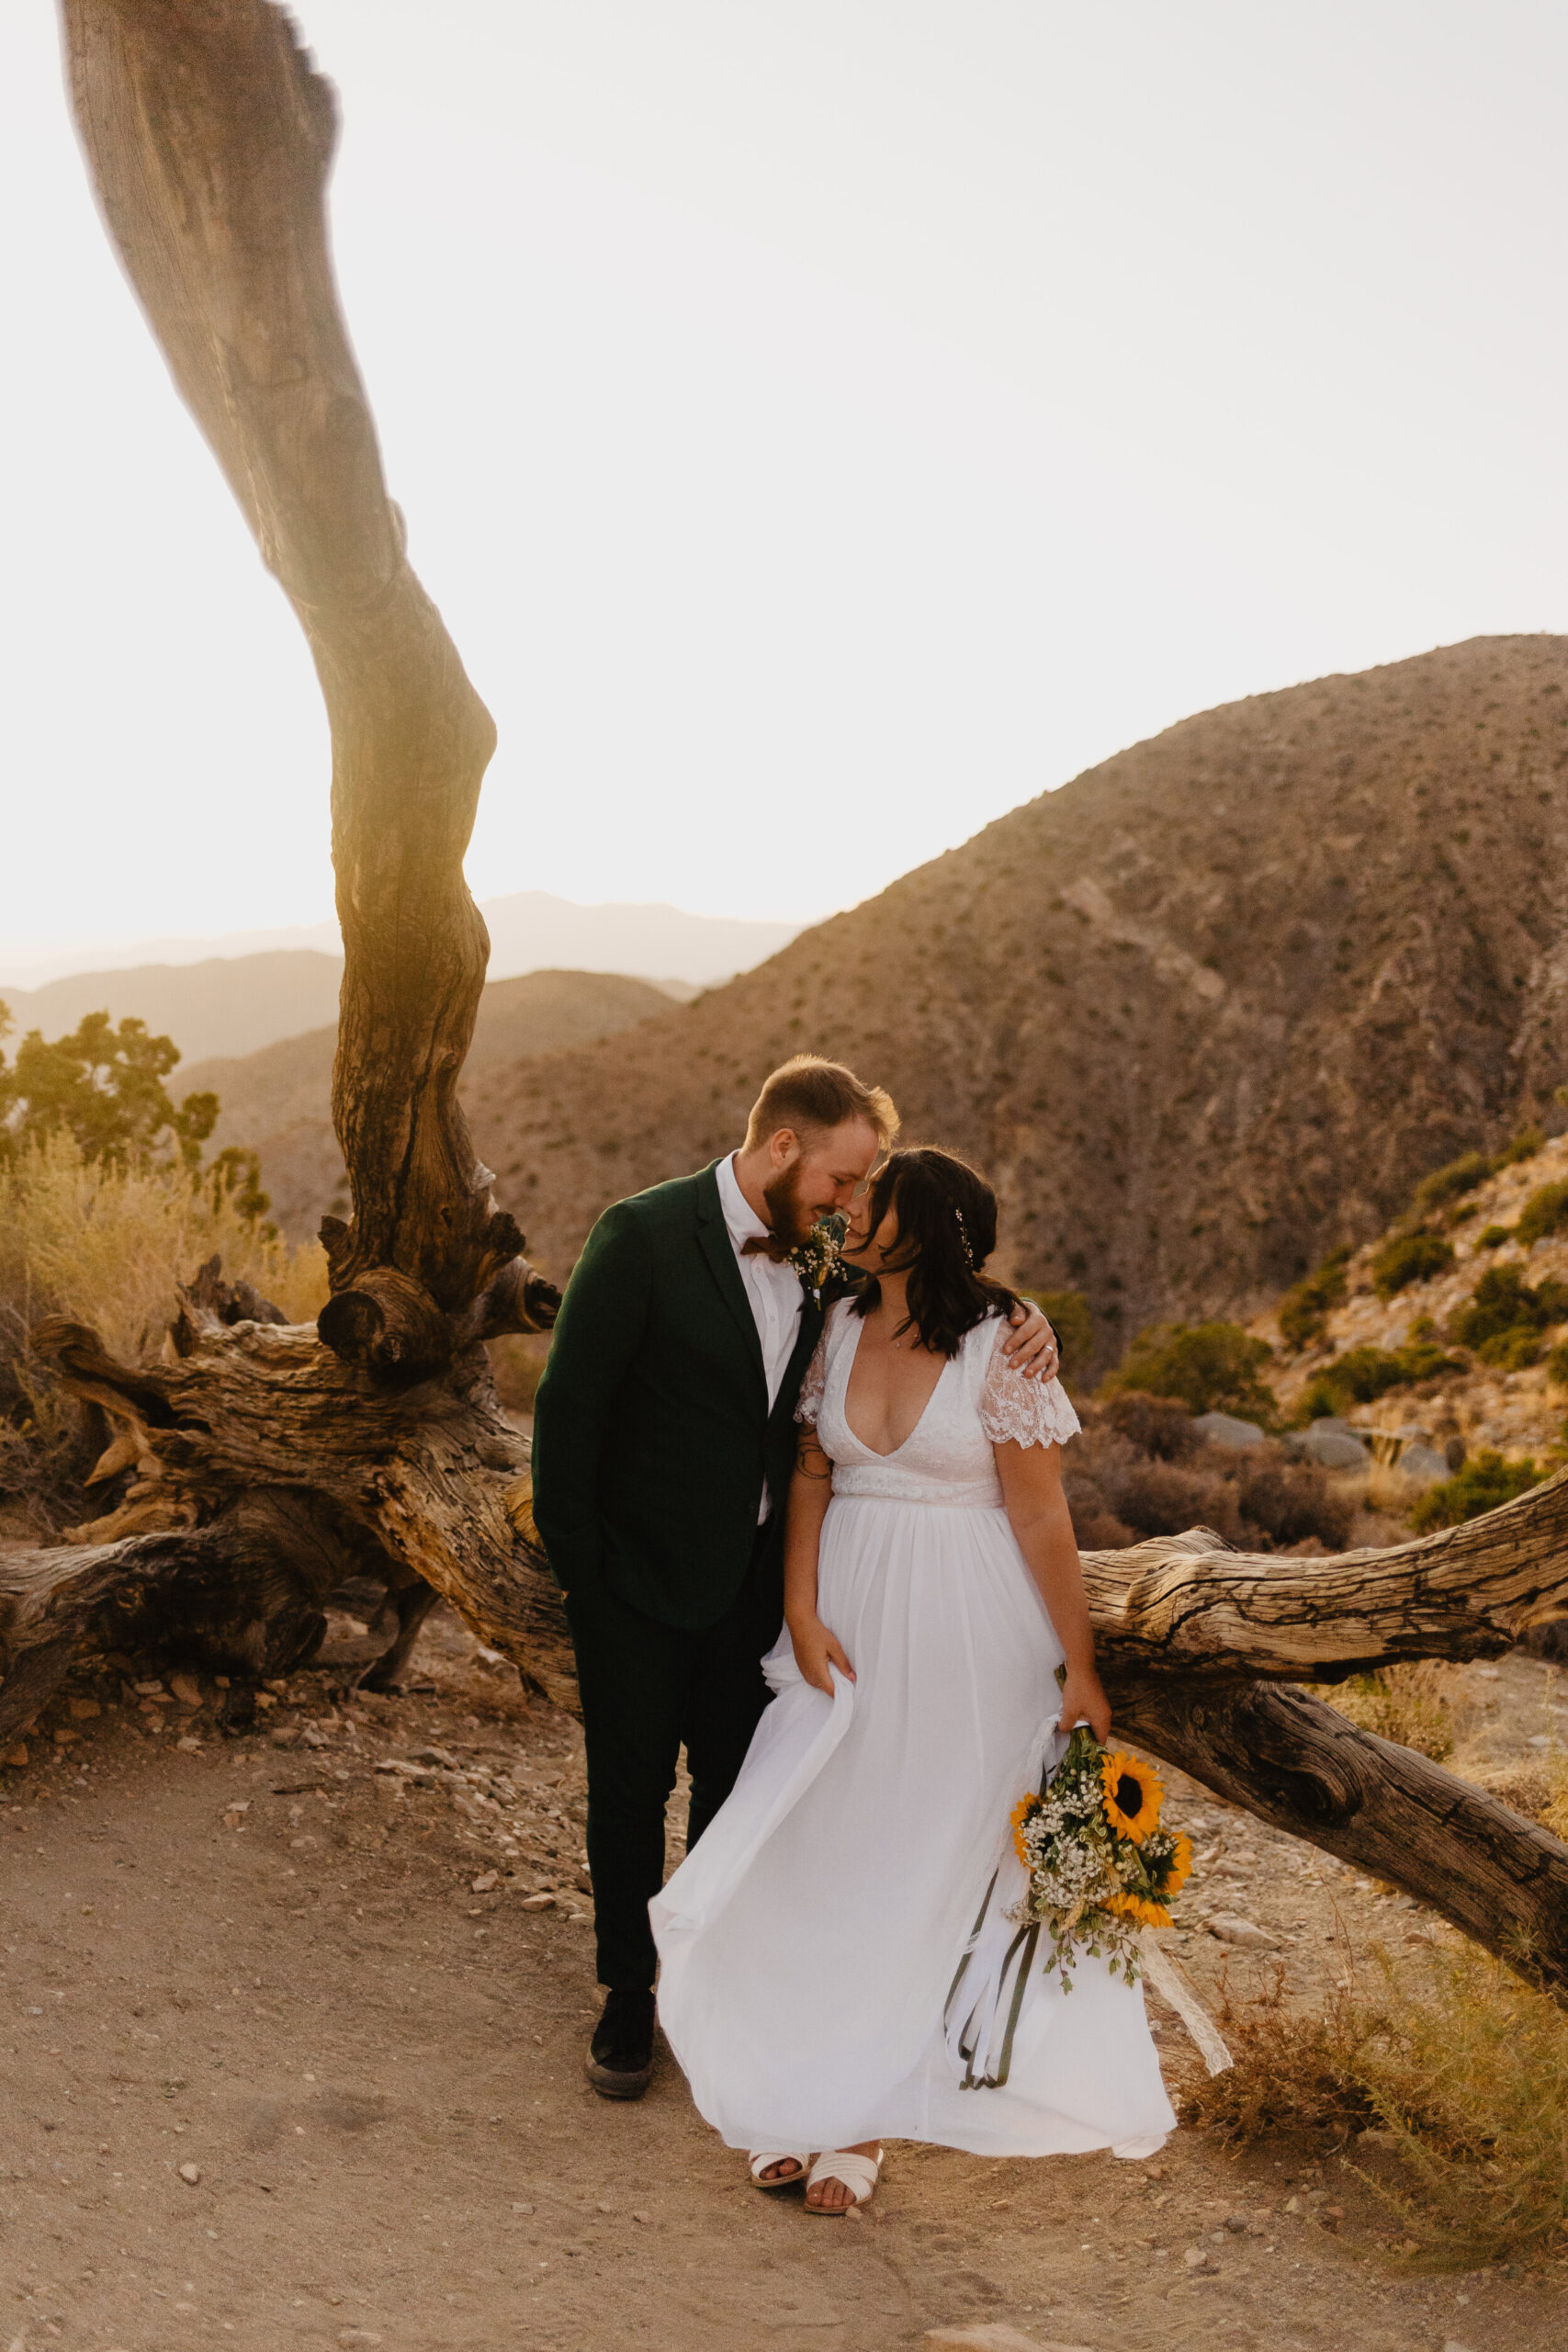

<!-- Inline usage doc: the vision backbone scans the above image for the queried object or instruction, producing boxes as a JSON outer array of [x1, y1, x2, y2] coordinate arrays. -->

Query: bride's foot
[[804, 2142, 882, 2214], [749, 2152, 807, 2188]]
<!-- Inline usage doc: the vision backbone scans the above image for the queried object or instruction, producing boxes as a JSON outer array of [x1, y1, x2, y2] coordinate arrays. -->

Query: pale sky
[[5, 1, 1568, 959]]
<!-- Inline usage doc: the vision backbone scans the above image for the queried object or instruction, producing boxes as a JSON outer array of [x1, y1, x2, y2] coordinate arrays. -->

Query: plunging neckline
[[840, 1313, 952, 1460]]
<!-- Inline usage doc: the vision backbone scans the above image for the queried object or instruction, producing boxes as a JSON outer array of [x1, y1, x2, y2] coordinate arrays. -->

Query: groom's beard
[[761, 1165, 820, 1252]]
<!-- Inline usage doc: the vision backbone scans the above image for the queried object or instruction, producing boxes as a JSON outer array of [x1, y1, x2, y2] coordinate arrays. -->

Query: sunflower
[[1100, 1751, 1164, 1842], [1010, 1792, 1038, 1868], [1149, 1830, 1193, 1900], [1106, 1889, 1173, 1929]]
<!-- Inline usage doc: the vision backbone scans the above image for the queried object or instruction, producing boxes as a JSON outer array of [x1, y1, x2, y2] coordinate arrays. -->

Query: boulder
[[1193, 1411, 1265, 1452], [1395, 1442, 1450, 1487], [1298, 1421, 1371, 1470]]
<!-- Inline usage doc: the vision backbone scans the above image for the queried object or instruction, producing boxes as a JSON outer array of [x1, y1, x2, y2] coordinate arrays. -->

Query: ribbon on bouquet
[[942, 1713, 1072, 2090]]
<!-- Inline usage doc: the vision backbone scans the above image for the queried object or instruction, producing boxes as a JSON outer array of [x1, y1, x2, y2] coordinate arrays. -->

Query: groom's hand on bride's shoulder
[[1000, 1299, 1058, 1382]]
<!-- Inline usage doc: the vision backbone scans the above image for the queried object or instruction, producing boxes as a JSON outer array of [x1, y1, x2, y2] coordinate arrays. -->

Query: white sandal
[[805, 2145, 883, 2214], [749, 2149, 809, 2192]]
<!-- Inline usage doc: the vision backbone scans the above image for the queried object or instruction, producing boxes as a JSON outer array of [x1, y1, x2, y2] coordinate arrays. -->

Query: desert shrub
[[1410, 1149, 1495, 1217], [1300, 1340, 1463, 1420], [1187, 1948, 1568, 2268], [1516, 1178, 1568, 1247], [0, 1133, 326, 1532], [1235, 1455, 1354, 1550], [1371, 1230, 1454, 1300], [0, 1004, 216, 1170], [1100, 1389, 1200, 1462], [1547, 1340, 1568, 1388], [1450, 1263, 1568, 1365], [1020, 1287, 1092, 1378], [1101, 1320, 1275, 1421], [1312, 1661, 1474, 1761], [1408, 1450, 1543, 1533], [1065, 1408, 1354, 1555], [1478, 1223, 1512, 1249], [1277, 1249, 1349, 1351], [1498, 1124, 1546, 1167]]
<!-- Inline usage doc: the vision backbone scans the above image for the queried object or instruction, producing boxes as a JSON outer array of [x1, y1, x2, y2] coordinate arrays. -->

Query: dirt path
[[1, 1612, 1562, 2352]]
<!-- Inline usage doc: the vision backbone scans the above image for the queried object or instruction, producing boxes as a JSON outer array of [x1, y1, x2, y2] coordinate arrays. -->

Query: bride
[[652, 1145, 1175, 2213]]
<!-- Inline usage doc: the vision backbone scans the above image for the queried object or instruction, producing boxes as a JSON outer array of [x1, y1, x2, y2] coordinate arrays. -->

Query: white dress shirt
[[716, 1151, 806, 1521]]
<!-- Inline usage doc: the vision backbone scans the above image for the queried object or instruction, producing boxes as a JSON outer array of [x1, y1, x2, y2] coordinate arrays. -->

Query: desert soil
[[2, 1608, 1563, 2352]]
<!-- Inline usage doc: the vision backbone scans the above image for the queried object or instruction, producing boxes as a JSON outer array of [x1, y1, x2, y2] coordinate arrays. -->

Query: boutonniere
[[787, 1211, 852, 1299]]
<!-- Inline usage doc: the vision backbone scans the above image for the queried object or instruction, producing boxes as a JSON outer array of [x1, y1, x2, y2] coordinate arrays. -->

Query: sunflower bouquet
[[1006, 1729, 1193, 1990]]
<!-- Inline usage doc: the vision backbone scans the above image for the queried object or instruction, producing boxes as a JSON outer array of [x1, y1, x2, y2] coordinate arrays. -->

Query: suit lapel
[[694, 1161, 768, 1397]]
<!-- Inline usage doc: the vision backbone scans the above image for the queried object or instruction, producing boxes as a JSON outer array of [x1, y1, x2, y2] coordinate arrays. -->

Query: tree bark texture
[[61, 0, 536, 1371]]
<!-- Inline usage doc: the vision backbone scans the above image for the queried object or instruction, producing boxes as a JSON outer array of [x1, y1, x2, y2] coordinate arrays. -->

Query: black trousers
[[564, 1529, 781, 1991]]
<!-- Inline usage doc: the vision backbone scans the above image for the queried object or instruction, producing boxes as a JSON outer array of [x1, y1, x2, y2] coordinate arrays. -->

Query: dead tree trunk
[[3, 0, 1567, 1995]]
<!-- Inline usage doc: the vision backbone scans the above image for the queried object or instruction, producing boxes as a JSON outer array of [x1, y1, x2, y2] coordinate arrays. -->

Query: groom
[[530, 1055, 1058, 2098]]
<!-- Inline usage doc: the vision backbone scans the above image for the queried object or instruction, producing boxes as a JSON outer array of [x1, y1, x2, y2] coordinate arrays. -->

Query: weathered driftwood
[[10, 0, 1563, 1995]]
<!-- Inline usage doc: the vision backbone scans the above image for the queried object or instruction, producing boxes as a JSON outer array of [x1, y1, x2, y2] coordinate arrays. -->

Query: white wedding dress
[[651, 1302, 1175, 2160]]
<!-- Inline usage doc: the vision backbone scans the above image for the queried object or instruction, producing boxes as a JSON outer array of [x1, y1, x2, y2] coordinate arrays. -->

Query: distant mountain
[[457, 636, 1568, 1374], [0, 952, 345, 1067], [1, 889, 799, 1012], [184, 968, 671, 1236]]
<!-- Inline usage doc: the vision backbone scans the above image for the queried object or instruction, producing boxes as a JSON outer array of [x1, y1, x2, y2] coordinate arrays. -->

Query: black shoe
[[585, 1988, 656, 2099]]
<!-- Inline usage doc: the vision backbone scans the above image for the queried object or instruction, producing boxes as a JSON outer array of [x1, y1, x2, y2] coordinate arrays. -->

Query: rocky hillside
[[468, 635, 1568, 1370], [1251, 1126, 1568, 1479], [188, 969, 671, 1238]]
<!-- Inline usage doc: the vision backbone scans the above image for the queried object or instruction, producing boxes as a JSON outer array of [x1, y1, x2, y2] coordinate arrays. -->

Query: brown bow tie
[[741, 1234, 792, 1264]]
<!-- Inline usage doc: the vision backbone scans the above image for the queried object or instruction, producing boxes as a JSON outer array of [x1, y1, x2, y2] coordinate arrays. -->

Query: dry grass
[[1310, 1661, 1478, 1762], [1188, 1946, 1568, 2269], [0, 1134, 327, 1531]]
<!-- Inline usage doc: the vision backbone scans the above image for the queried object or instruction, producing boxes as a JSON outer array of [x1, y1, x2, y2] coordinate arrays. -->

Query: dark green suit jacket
[[530, 1161, 827, 1631]]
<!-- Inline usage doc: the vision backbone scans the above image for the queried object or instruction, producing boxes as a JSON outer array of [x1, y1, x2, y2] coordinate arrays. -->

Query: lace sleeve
[[978, 1334, 1082, 1450], [795, 1329, 830, 1426]]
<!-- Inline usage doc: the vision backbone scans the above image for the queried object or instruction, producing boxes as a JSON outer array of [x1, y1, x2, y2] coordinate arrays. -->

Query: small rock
[[51, 1727, 80, 1747], [1183, 2245, 1213, 2270], [133, 1679, 165, 1698], [630, 2210, 650, 2224], [176, 1736, 202, 1754], [169, 1673, 203, 1709], [411, 1745, 457, 1768], [3, 1742, 28, 1768], [471, 1871, 500, 1894], [254, 1691, 278, 1712], [1319, 2202, 1345, 2230], [520, 1893, 556, 1911], [1306, 1428, 1373, 1470], [1206, 1914, 1277, 1949], [69, 1697, 102, 1720], [1194, 1410, 1265, 1452], [177, 2162, 201, 2186], [1222, 2211, 1248, 2233], [512, 2200, 535, 2214], [269, 1728, 300, 1749]]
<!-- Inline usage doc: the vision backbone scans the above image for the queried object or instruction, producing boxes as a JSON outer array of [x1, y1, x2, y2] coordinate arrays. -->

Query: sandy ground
[[2, 1611, 1564, 2352]]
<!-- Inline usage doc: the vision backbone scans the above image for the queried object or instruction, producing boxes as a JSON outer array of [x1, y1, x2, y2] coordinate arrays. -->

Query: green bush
[[1371, 1229, 1455, 1299], [1408, 1450, 1543, 1533], [1410, 1149, 1496, 1216], [1515, 1179, 1568, 1247], [1020, 1288, 1092, 1379], [1477, 1223, 1511, 1249], [1276, 1249, 1349, 1351], [1498, 1124, 1546, 1167], [1451, 1263, 1568, 1364], [1101, 1320, 1275, 1421], [1547, 1340, 1568, 1388], [1300, 1340, 1463, 1419], [0, 1004, 216, 1171]]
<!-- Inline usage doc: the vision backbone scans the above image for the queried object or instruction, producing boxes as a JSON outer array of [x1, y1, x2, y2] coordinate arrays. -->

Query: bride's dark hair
[[852, 1146, 1018, 1358]]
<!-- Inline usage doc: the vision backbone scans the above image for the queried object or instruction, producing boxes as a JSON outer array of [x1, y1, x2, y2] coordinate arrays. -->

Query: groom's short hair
[[744, 1055, 899, 1153]]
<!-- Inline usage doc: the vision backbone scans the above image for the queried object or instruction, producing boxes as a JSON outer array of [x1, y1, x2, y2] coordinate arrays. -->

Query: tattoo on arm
[[796, 1435, 832, 1479]]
